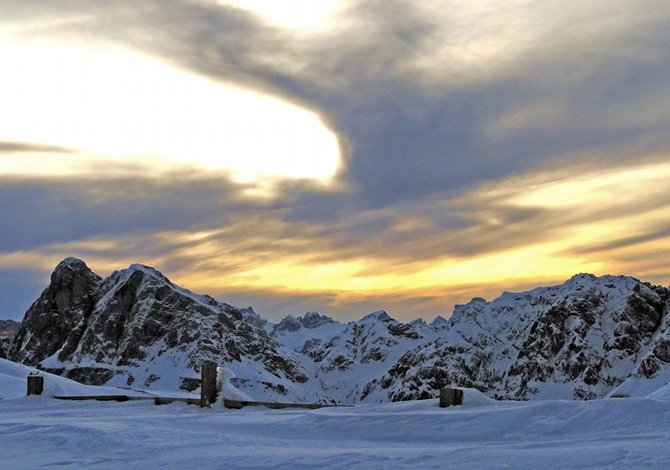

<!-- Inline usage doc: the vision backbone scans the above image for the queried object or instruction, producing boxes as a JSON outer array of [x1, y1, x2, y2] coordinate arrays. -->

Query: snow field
[[2, 356, 669, 470], [2, 394, 669, 469]]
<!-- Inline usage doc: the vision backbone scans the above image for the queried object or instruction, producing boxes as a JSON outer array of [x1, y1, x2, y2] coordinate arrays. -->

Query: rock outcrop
[[0, 319, 20, 359]]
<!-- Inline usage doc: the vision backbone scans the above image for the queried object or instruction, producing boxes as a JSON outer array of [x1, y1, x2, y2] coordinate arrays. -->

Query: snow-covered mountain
[[374, 274, 670, 401], [7, 258, 670, 402], [8, 258, 311, 402]]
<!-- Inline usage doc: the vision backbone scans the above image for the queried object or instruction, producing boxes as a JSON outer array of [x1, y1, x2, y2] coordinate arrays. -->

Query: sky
[[1, 0, 670, 322]]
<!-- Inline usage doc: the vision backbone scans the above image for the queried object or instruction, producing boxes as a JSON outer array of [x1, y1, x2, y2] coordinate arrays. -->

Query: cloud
[[567, 227, 670, 257], [4, 157, 669, 318], [2, 1, 670, 320], [0, 175, 259, 252], [0, 141, 76, 154], [4, 1, 670, 204], [0, 39, 341, 186]]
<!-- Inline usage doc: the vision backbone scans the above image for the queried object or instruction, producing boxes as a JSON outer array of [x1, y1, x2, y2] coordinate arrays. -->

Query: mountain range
[[3, 257, 670, 403]]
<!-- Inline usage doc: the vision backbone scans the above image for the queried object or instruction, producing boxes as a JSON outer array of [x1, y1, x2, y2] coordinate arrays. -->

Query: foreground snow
[[0, 358, 197, 400], [3, 394, 669, 469], [2, 361, 669, 469]]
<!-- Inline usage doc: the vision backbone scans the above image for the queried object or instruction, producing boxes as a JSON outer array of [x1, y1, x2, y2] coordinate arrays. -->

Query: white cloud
[[0, 38, 341, 186]]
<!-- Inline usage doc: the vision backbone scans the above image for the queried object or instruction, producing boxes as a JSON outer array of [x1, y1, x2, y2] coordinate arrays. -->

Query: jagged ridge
[[7, 260, 670, 403]]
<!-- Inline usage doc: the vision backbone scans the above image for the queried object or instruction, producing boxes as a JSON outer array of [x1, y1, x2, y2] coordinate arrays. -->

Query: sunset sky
[[2, 0, 670, 322]]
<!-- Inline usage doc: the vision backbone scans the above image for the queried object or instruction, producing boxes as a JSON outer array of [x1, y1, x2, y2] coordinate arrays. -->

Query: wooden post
[[200, 362, 218, 407], [439, 387, 463, 407], [27, 374, 44, 396]]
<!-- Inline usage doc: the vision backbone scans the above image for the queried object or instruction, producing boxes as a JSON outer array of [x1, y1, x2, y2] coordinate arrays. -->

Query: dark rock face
[[274, 316, 302, 333], [629, 290, 670, 380], [376, 341, 501, 402], [270, 312, 335, 336], [0, 319, 21, 359], [505, 291, 606, 397], [301, 312, 334, 329], [9, 257, 101, 365]]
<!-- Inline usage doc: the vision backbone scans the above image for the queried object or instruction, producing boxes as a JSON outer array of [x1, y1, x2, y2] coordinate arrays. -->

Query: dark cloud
[[0, 141, 76, 154], [0, 175, 261, 252], [566, 226, 670, 257]]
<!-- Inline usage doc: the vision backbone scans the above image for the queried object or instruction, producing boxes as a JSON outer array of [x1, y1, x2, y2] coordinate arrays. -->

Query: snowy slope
[[0, 357, 198, 400], [296, 310, 435, 403], [2, 383, 670, 469]]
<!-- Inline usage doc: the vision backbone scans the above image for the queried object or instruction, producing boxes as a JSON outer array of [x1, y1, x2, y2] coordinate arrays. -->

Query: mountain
[[282, 310, 430, 403], [373, 274, 670, 401], [7, 258, 670, 402], [0, 319, 20, 359], [8, 258, 311, 402]]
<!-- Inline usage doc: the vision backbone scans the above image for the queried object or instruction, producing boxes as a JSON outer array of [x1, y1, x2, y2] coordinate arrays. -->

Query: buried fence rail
[[53, 395, 201, 405], [30, 364, 356, 409], [223, 399, 348, 410]]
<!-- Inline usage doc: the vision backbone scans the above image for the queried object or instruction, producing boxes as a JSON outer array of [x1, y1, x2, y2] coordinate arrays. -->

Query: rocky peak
[[569, 272, 598, 282], [272, 312, 336, 334], [103, 263, 171, 293], [53, 256, 89, 273], [50, 257, 102, 310], [241, 307, 268, 330], [274, 315, 302, 333], [451, 297, 489, 321], [127, 263, 173, 284], [301, 312, 334, 329], [359, 310, 392, 323], [0, 319, 20, 331], [9, 258, 102, 365]]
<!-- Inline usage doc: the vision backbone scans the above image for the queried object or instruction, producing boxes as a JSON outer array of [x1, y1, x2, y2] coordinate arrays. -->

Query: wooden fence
[[29, 366, 463, 409]]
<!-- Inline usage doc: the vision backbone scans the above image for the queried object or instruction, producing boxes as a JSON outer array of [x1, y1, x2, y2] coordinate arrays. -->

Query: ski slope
[[2, 359, 669, 469]]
